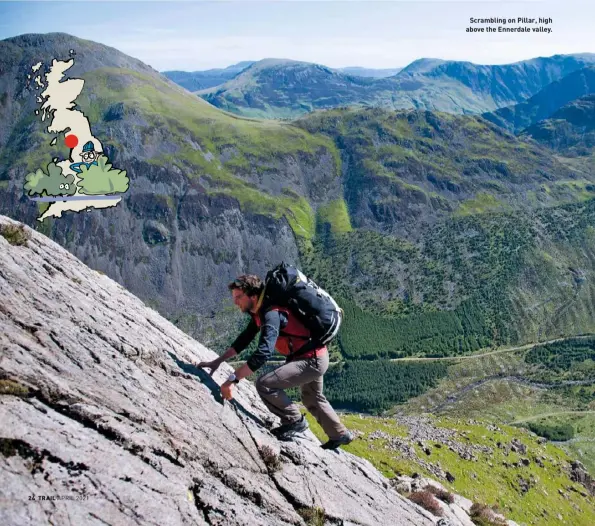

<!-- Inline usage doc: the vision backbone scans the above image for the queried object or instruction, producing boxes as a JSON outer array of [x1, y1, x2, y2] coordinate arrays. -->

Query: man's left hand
[[221, 381, 234, 400]]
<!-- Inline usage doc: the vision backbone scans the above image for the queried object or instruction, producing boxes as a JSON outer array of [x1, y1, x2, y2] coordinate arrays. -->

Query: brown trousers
[[255, 352, 348, 440]]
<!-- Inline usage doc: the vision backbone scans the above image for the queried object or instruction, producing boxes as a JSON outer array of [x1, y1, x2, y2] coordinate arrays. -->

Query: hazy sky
[[0, 1, 592, 71]]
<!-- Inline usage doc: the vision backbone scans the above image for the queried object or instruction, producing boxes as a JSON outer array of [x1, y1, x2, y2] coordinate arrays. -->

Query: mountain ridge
[[163, 61, 256, 91], [195, 53, 595, 119], [482, 65, 595, 133]]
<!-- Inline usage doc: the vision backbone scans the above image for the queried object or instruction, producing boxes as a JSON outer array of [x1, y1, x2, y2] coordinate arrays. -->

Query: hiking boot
[[271, 415, 309, 439], [321, 430, 354, 450]]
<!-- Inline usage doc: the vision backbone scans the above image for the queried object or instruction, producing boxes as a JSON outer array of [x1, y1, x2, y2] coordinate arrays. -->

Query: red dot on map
[[65, 134, 78, 148]]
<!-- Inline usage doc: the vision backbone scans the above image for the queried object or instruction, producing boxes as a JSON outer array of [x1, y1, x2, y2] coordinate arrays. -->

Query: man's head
[[79, 141, 99, 163], [228, 274, 263, 313]]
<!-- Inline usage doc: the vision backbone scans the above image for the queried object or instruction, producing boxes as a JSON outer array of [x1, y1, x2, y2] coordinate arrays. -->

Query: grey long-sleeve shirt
[[230, 309, 288, 372]]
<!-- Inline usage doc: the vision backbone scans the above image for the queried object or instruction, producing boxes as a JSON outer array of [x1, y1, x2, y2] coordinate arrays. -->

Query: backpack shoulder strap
[[255, 287, 266, 312]]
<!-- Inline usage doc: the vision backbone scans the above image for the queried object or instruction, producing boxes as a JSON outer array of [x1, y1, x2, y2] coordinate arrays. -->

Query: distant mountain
[[336, 66, 402, 78], [163, 63, 401, 94], [399, 58, 449, 74], [521, 94, 595, 155], [403, 54, 595, 96], [197, 54, 595, 119], [197, 58, 378, 119], [295, 107, 576, 241], [162, 61, 255, 91], [482, 66, 595, 133]]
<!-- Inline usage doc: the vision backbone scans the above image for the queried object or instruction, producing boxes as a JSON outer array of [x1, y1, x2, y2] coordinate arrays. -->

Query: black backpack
[[261, 262, 343, 347]]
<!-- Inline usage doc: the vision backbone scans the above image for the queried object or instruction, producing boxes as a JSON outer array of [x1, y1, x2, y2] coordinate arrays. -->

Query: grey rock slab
[[1, 215, 448, 526], [444, 503, 476, 526]]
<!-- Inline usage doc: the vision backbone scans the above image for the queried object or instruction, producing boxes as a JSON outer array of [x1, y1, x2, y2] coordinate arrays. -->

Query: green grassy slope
[[295, 107, 585, 214], [304, 411, 595, 526]]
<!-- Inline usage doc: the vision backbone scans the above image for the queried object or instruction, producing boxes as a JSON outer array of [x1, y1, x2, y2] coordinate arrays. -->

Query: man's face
[[232, 288, 254, 313], [80, 151, 97, 163]]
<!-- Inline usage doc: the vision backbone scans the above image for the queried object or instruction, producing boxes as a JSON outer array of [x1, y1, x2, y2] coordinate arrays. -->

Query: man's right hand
[[195, 358, 222, 376]]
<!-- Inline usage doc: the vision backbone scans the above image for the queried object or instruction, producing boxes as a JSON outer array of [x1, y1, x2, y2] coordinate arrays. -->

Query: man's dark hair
[[228, 274, 264, 297]]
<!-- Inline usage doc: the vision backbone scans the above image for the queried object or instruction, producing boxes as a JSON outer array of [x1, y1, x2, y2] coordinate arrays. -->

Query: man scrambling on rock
[[197, 265, 354, 450]]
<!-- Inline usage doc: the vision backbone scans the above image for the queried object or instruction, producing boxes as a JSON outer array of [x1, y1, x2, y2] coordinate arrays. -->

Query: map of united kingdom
[[24, 53, 129, 221]]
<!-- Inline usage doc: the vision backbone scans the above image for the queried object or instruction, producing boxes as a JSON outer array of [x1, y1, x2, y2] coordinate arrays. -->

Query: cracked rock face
[[0, 215, 444, 526]]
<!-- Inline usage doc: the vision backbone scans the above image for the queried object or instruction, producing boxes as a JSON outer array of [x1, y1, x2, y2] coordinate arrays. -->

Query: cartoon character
[[70, 141, 100, 174]]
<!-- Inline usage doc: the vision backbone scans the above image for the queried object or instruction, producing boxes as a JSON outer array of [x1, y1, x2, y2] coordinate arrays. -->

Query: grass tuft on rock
[[258, 444, 282, 472], [0, 223, 30, 246], [0, 379, 30, 397], [297, 506, 326, 526]]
